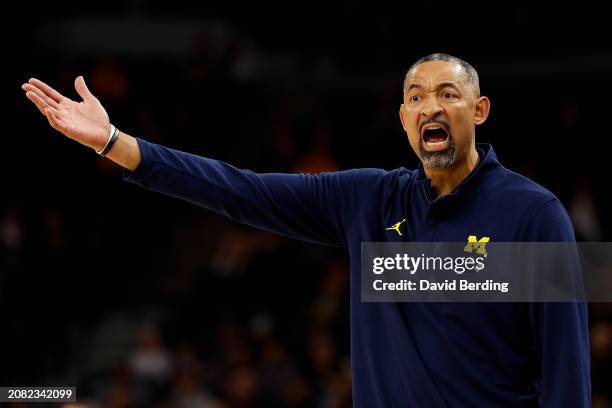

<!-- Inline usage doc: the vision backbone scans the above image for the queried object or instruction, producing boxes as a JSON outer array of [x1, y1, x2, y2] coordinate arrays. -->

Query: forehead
[[406, 60, 468, 89]]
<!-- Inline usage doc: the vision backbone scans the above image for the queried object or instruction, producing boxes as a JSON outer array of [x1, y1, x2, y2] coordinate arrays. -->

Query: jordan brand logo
[[386, 219, 406, 236]]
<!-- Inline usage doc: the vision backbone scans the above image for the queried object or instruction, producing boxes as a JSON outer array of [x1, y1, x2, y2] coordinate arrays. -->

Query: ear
[[474, 96, 490, 126], [399, 104, 408, 132]]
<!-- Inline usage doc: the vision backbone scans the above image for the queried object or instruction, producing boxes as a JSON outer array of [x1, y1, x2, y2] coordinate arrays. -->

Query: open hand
[[22, 76, 111, 151]]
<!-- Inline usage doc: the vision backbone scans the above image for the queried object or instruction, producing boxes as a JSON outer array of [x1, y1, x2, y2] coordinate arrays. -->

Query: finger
[[44, 105, 63, 118], [74, 76, 96, 101], [25, 90, 50, 116], [45, 107, 67, 132], [23, 83, 62, 110], [28, 78, 65, 103]]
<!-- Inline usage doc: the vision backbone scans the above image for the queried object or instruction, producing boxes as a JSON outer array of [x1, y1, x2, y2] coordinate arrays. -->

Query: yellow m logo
[[464, 235, 490, 255]]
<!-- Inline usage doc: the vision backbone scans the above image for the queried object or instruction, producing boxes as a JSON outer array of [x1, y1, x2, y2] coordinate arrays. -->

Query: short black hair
[[403, 53, 480, 96]]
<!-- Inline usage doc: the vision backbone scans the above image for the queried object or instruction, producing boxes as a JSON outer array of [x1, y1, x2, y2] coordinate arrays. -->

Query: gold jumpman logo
[[386, 219, 406, 236]]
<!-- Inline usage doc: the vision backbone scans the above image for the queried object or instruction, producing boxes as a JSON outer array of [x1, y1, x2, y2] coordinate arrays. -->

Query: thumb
[[74, 75, 96, 101]]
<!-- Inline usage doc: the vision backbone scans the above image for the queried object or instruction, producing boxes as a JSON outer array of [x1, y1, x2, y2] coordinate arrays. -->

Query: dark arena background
[[3, 2, 612, 407]]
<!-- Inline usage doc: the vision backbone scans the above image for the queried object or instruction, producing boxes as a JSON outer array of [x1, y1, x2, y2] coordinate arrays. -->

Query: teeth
[[422, 125, 444, 134]]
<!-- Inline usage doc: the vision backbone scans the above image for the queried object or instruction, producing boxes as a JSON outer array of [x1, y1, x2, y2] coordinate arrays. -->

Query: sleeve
[[123, 138, 382, 248], [523, 199, 591, 408]]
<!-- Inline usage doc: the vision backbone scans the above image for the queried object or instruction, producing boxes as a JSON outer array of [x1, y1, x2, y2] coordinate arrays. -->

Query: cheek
[[407, 130, 420, 145], [400, 108, 423, 149], [403, 122, 419, 141], [405, 130, 421, 153], [401, 111, 419, 133], [448, 109, 473, 140]]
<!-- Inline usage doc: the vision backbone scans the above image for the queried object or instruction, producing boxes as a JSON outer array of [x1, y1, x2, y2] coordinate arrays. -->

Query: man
[[22, 53, 590, 407]]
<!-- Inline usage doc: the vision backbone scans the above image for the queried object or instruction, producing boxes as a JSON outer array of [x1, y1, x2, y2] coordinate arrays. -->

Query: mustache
[[419, 117, 450, 134]]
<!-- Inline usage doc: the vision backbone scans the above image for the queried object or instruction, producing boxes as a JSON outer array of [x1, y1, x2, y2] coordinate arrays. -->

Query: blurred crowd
[[3, 8, 612, 408]]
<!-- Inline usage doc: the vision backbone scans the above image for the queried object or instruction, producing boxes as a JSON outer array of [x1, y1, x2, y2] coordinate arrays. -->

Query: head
[[399, 53, 490, 169]]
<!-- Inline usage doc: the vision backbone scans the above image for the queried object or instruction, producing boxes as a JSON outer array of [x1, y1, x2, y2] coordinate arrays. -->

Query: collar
[[416, 143, 503, 206]]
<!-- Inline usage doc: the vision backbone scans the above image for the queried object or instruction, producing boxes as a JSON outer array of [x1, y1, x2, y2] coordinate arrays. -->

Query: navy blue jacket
[[125, 139, 590, 407]]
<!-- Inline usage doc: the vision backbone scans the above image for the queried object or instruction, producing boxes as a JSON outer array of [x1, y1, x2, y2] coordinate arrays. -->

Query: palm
[[22, 77, 111, 151], [61, 97, 109, 145]]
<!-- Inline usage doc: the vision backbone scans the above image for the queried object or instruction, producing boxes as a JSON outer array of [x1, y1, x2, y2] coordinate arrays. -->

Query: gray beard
[[419, 140, 457, 169]]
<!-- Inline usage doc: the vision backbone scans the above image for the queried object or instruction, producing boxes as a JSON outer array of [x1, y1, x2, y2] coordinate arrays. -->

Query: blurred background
[[3, 1, 612, 407]]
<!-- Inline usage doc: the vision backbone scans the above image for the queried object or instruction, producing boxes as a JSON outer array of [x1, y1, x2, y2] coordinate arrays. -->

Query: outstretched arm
[[21, 76, 383, 246], [22, 76, 141, 170]]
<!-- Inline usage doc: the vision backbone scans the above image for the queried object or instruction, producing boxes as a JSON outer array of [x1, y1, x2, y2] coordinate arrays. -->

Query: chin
[[419, 142, 457, 169]]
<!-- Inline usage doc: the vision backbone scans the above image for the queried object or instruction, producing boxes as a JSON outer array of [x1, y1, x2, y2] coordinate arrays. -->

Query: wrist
[[91, 124, 112, 151], [95, 124, 119, 157]]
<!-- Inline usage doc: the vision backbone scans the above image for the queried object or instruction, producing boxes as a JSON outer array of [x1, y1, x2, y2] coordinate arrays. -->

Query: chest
[[358, 183, 525, 244]]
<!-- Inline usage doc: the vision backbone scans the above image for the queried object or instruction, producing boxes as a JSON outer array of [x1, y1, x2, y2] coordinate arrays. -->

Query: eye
[[409, 95, 421, 102], [442, 91, 457, 99]]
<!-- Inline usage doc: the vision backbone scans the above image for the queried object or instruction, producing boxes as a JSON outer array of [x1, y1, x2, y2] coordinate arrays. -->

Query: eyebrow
[[406, 82, 461, 93]]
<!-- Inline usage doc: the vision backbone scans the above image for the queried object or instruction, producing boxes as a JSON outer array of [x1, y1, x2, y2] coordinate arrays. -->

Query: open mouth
[[421, 125, 450, 152]]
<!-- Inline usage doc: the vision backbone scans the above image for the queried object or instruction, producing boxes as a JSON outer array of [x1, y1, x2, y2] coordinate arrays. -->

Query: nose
[[421, 97, 444, 118]]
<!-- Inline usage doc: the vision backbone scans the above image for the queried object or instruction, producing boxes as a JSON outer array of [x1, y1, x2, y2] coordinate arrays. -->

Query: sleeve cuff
[[122, 137, 154, 185]]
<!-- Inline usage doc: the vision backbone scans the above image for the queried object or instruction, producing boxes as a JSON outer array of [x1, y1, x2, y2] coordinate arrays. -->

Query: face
[[399, 60, 489, 169]]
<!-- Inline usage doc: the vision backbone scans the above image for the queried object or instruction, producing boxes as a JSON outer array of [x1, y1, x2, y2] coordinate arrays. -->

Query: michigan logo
[[386, 219, 406, 236], [464, 235, 490, 255]]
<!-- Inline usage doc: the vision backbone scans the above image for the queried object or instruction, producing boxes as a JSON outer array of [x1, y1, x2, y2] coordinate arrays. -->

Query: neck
[[424, 146, 480, 197]]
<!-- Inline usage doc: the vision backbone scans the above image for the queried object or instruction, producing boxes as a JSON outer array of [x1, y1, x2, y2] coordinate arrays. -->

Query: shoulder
[[492, 168, 574, 241], [492, 167, 559, 205], [318, 168, 418, 218], [326, 167, 417, 191], [333, 167, 416, 180]]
